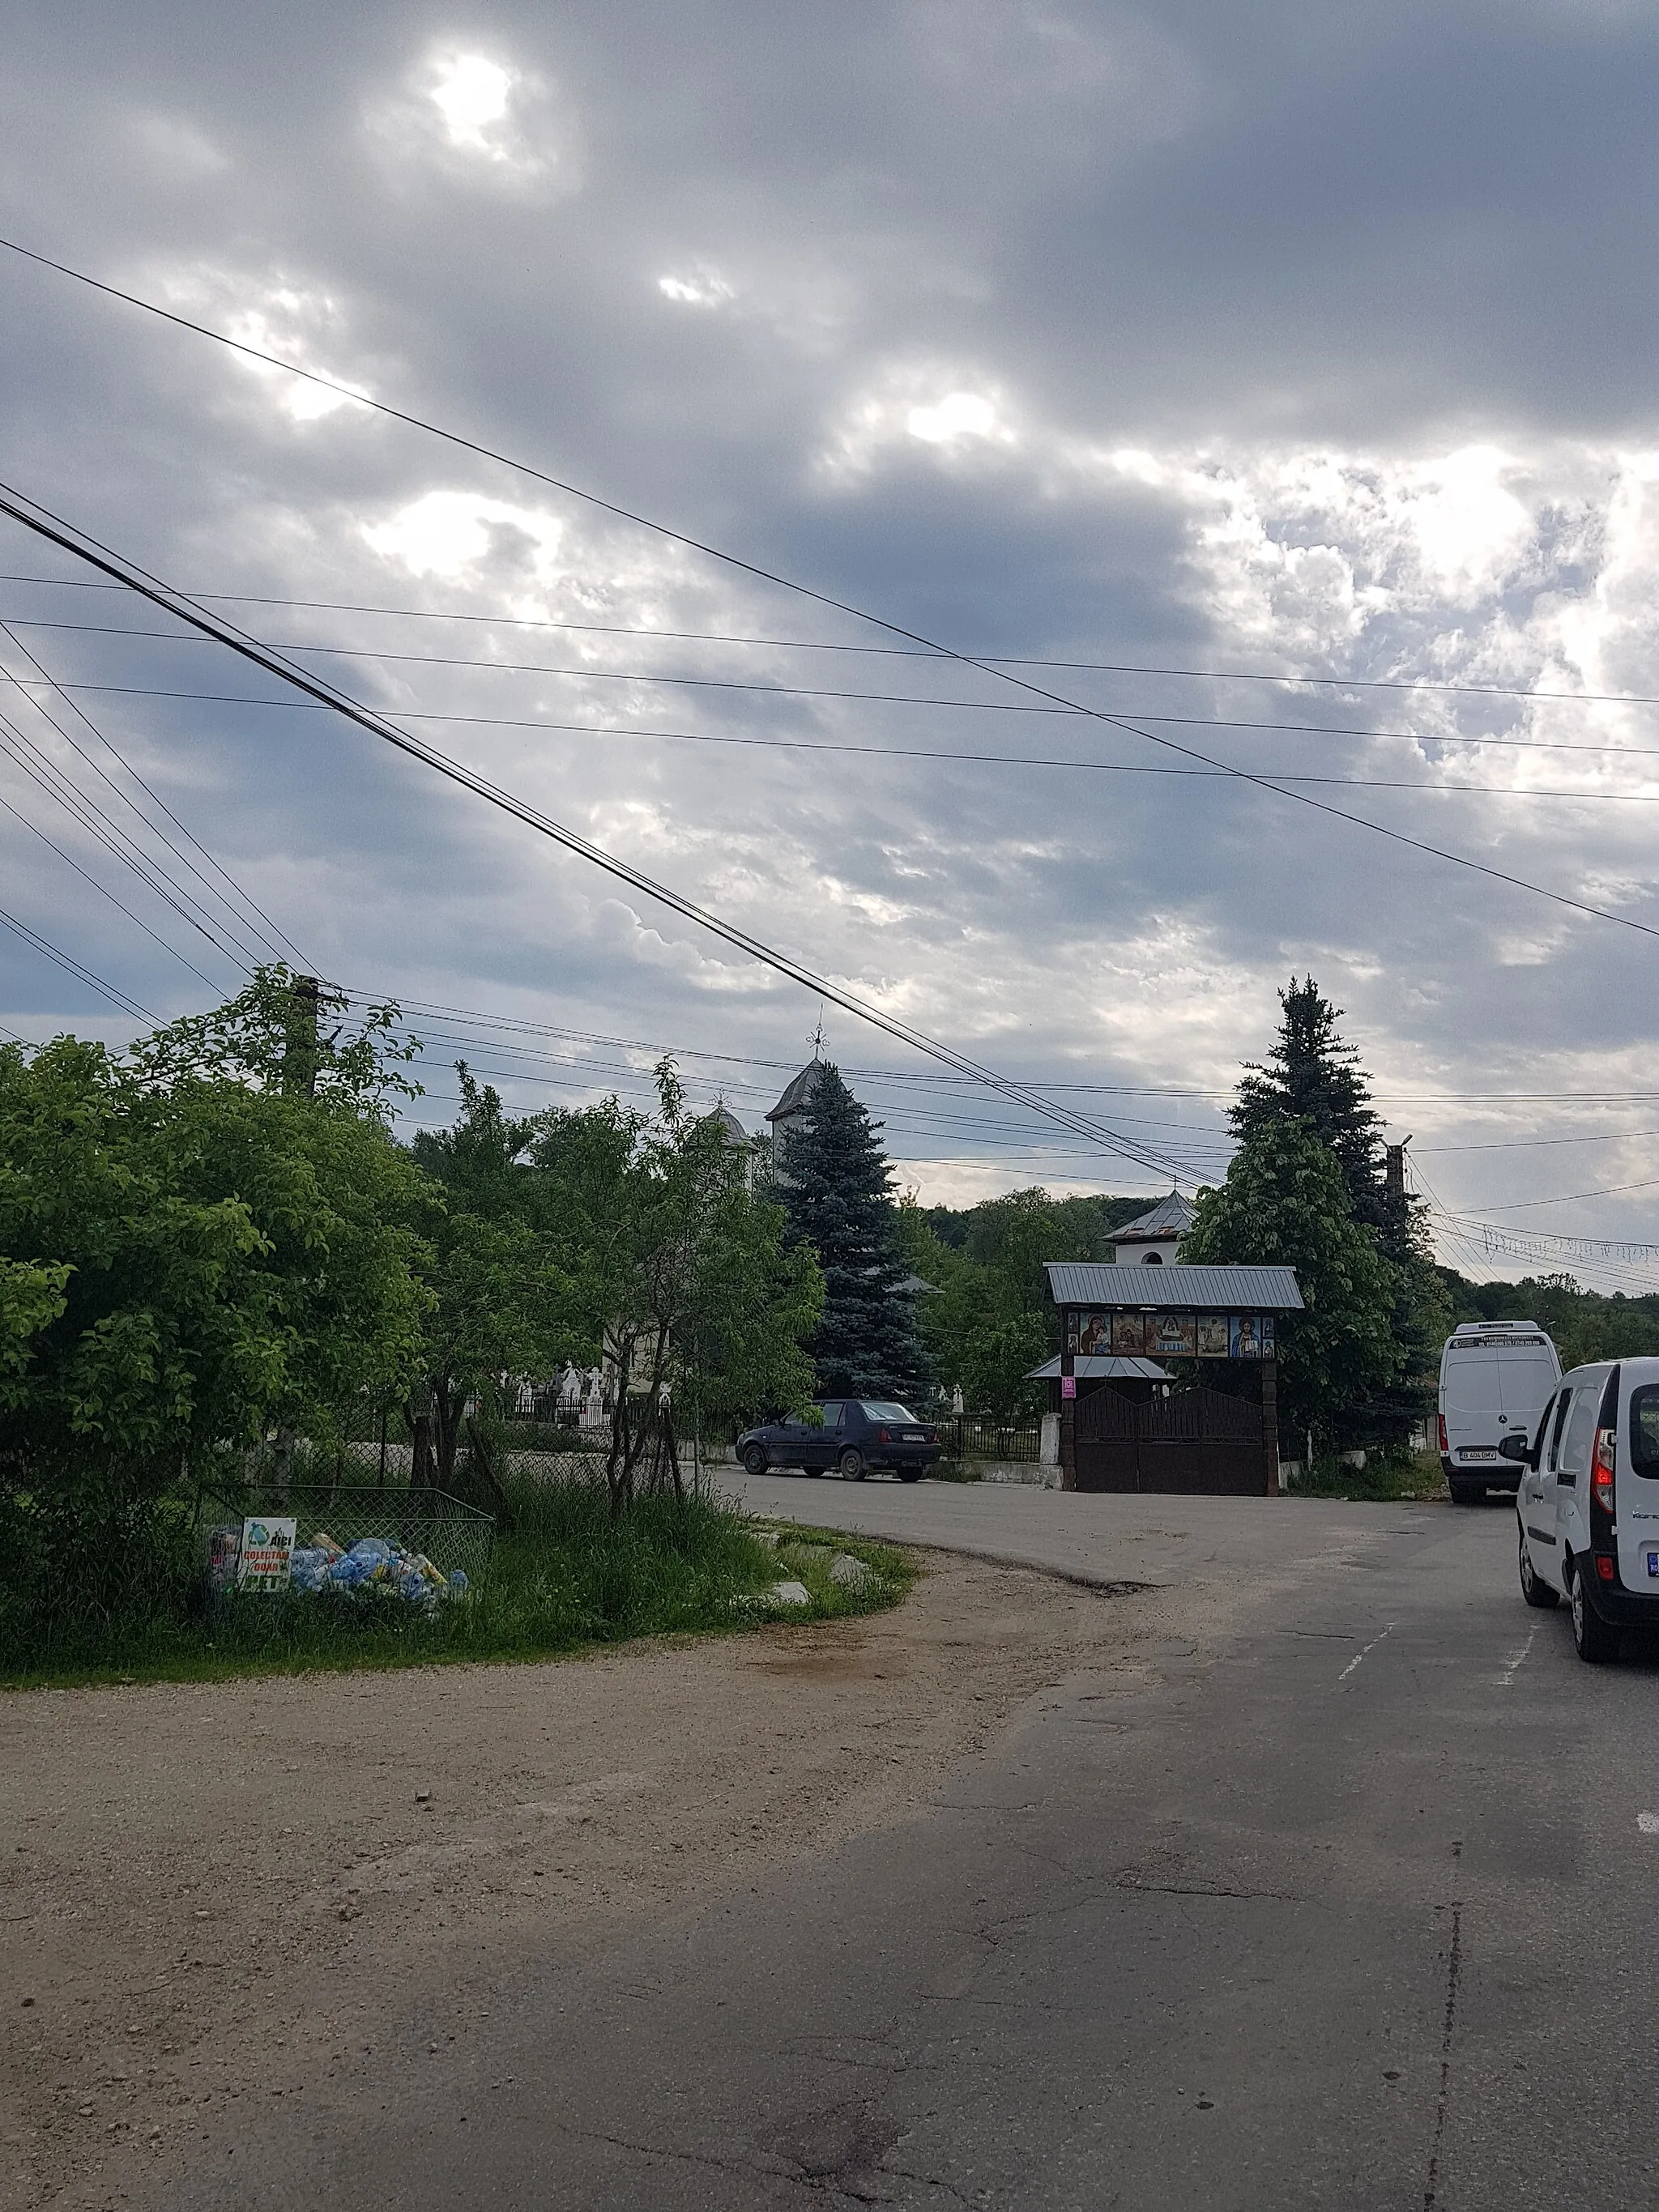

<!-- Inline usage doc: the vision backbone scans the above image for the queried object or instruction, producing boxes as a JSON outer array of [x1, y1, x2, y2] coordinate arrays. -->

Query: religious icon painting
[[1258, 1315, 1276, 1358], [1152, 1312, 1196, 1357], [1230, 1315, 1263, 1358], [1077, 1311, 1111, 1357], [1110, 1312, 1147, 1355], [1196, 1314, 1230, 1358]]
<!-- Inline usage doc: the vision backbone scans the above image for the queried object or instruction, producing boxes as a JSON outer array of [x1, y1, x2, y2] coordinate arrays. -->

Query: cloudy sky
[[4, 0, 1659, 1286]]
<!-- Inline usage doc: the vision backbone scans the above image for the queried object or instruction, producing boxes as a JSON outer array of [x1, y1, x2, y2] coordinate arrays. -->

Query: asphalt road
[[163, 1485, 1659, 2211]]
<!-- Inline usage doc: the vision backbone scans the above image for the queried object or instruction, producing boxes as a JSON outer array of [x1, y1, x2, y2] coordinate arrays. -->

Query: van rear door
[[1619, 1379, 1659, 1591], [1444, 1352, 1502, 1460]]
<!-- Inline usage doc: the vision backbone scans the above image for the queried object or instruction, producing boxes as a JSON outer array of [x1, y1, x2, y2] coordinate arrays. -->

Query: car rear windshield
[[860, 1402, 919, 1422], [1629, 1385, 1659, 1479]]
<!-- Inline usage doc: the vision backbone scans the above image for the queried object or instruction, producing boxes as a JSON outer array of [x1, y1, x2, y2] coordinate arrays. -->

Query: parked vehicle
[[1438, 1321, 1561, 1504], [1508, 1356, 1659, 1662], [736, 1400, 941, 1481]]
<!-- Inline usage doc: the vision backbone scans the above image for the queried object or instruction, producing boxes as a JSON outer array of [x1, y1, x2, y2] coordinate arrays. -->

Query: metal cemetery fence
[[942, 1417, 1043, 1464]]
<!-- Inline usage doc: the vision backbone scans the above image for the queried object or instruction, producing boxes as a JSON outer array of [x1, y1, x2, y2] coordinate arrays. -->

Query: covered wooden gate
[[1074, 1383, 1270, 1495]]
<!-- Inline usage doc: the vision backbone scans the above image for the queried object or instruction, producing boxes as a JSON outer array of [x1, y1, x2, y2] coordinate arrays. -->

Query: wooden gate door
[[1075, 1386, 1267, 1495]]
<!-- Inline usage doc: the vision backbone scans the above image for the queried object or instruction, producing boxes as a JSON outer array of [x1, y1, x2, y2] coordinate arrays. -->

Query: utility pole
[[282, 974, 321, 1098], [1384, 1138, 1411, 1212]]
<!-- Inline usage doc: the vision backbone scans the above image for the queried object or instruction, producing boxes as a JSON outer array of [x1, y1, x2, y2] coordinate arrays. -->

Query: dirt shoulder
[[1, 1549, 1156, 2211]]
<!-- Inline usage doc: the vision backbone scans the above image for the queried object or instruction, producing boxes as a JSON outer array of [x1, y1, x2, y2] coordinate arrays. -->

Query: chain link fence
[[198, 1482, 496, 1590]]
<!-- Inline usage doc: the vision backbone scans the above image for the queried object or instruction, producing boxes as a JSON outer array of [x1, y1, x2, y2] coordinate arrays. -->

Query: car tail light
[[1597, 1554, 1617, 1581], [1593, 1427, 1617, 1516], [1438, 1414, 1448, 1455], [877, 1427, 892, 1443]]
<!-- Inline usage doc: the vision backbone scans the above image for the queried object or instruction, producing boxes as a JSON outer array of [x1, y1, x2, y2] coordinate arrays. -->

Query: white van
[[1509, 1357, 1659, 1662], [1438, 1321, 1562, 1505]]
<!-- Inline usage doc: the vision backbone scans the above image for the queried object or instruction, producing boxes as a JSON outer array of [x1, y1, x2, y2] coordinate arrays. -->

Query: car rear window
[[859, 1402, 918, 1422], [1629, 1385, 1659, 1479]]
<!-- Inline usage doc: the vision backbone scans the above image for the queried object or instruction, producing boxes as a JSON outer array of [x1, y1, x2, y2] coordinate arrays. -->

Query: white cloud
[[365, 43, 574, 193], [658, 266, 736, 308], [362, 490, 565, 582], [429, 54, 514, 151], [906, 391, 1000, 444], [822, 366, 1017, 475], [156, 266, 373, 423]]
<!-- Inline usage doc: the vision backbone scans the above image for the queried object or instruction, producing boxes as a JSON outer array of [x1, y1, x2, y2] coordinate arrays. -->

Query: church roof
[[714, 1104, 748, 1148], [766, 1059, 826, 1124], [1114, 1191, 1197, 1242]]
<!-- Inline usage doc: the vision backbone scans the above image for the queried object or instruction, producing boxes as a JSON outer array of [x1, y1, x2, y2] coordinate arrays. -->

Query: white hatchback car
[[1508, 1357, 1659, 1662]]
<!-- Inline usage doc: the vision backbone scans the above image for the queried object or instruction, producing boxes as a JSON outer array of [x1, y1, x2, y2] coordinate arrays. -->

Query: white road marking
[[1337, 1624, 1394, 1682], [1497, 1630, 1537, 1687], [1638, 1813, 1659, 1835]]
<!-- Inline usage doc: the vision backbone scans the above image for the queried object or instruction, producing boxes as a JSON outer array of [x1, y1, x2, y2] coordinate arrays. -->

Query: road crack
[[1422, 1881, 1465, 2211]]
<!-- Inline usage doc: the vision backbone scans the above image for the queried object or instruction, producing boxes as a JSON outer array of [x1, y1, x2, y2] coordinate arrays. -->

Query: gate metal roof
[[1045, 1262, 1303, 1310]]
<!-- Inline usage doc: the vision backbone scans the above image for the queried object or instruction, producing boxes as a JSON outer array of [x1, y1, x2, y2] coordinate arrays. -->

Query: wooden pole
[[1060, 1310, 1077, 1492], [1261, 1354, 1281, 1495]]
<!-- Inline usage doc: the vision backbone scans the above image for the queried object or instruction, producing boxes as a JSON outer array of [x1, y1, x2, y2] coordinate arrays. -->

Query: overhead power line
[[0, 629, 306, 971], [0, 722, 225, 990], [15, 673, 1659, 811], [0, 485, 1201, 1183], [0, 900, 153, 1021], [0, 620, 307, 968], [9, 562, 1659, 714], [26, 606, 1659, 768], [6, 241, 1659, 946]]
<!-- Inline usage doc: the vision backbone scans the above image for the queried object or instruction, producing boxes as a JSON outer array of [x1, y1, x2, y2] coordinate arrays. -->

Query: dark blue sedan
[[737, 1400, 942, 1481]]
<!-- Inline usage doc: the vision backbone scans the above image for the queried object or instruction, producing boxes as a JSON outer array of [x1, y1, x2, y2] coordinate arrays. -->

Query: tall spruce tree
[[1221, 977, 1448, 1451], [1231, 978, 1384, 1228], [774, 1062, 932, 1401]]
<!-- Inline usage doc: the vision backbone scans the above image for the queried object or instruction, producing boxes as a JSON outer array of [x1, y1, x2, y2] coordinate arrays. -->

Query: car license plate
[[902, 1431, 923, 1441], [1460, 1448, 1498, 1463]]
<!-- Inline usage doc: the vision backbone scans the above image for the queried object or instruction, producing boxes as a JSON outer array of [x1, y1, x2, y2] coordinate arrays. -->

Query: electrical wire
[[0, 901, 152, 1021], [0, 620, 309, 969], [0, 692, 262, 972], [9, 561, 1659, 713], [6, 244, 1659, 947], [0, 485, 1201, 1183], [30, 605, 1659, 772], [17, 673, 1659, 809], [0, 754, 225, 990], [23, 608, 1659, 765]]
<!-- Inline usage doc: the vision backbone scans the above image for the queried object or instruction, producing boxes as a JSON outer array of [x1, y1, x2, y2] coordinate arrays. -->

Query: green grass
[[0, 1478, 911, 1691], [1286, 1450, 1448, 1503]]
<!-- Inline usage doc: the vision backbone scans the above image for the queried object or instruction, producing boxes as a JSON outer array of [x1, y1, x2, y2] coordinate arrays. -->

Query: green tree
[[1229, 978, 1448, 1447], [0, 986, 431, 1650], [1232, 978, 1385, 1229], [898, 1187, 1136, 1417], [1183, 1118, 1401, 1451], [537, 1064, 822, 1515], [774, 1063, 931, 1402], [410, 1068, 571, 1508]]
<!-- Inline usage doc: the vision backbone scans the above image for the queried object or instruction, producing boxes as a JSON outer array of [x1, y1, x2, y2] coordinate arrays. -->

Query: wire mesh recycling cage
[[198, 1483, 497, 1596]]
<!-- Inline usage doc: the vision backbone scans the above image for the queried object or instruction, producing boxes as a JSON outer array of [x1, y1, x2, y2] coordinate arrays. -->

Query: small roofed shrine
[[1043, 1259, 1303, 1496], [1109, 1191, 1196, 1266]]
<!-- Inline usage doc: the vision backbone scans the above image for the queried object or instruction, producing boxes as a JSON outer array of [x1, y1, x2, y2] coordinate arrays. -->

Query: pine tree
[[1222, 978, 1449, 1451], [774, 1063, 932, 1401], [1230, 978, 1384, 1227]]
